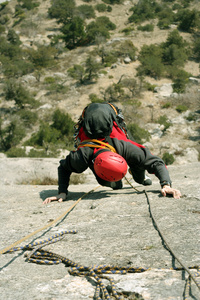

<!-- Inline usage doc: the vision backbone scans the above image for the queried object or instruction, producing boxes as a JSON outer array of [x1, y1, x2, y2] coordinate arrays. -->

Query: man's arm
[[43, 162, 71, 204], [117, 140, 181, 199], [43, 193, 67, 205], [43, 148, 92, 204]]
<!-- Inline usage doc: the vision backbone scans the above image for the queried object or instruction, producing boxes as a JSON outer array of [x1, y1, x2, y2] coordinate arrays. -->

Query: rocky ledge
[[0, 159, 200, 300]]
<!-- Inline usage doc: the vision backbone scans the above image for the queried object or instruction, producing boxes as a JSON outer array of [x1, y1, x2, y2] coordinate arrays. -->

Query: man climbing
[[43, 103, 181, 204]]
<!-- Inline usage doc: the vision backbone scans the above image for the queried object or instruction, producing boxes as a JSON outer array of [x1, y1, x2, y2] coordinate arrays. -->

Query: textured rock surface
[[0, 159, 200, 299]]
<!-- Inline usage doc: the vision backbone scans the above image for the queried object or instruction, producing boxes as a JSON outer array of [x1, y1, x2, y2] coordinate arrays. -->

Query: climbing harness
[[2, 181, 200, 300]]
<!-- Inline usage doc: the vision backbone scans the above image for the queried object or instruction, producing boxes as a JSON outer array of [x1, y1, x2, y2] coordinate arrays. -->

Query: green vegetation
[[193, 37, 200, 61], [68, 56, 101, 83], [128, 0, 200, 33], [128, 0, 159, 24], [89, 93, 104, 103], [0, 118, 26, 152], [6, 147, 26, 158], [16, 0, 40, 11], [156, 115, 171, 132], [95, 3, 107, 12], [137, 30, 191, 92], [162, 152, 175, 165], [175, 104, 188, 113], [4, 80, 39, 109], [48, 0, 116, 48], [162, 102, 171, 109], [127, 123, 150, 144], [137, 24, 154, 32], [0, 0, 199, 159], [20, 176, 58, 185], [24, 109, 75, 150], [77, 4, 95, 19]]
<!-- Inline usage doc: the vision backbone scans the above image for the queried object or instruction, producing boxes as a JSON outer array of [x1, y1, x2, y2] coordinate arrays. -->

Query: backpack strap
[[77, 139, 117, 153], [108, 102, 118, 115]]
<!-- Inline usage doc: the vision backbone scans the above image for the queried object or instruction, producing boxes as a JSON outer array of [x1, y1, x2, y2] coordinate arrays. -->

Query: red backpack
[[74, 102, 144, 151]]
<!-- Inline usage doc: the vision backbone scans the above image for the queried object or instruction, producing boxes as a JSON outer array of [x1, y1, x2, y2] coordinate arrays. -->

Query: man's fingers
[[173, 190, 181, 199], [161, 189, 167, 197], [161, 186, 181, 199], [43, 196, 58, 204]]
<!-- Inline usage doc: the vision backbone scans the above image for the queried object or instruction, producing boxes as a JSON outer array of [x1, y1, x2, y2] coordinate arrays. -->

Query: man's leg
[[129, 168, 152, 186], [95, 176, 123, 190]]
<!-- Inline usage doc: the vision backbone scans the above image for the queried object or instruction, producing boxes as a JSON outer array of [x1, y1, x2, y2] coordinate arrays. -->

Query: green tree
[[193, 38, 200, 61], [0, 36, 22, 58], [137, 44, 164, 79], [0, 2, 10, 11], [7, 29, 21, 46], [103, 83, 125, 102], [172, 69, 190, 93], [128, 0, 158, 23], [0, 118, 26, 151], [85, 56, 101, 81], [177, 9, 200, 32], [68, 64, 85, 84], [26, 122, 61, 147], [17, 0, 39, 10], [95, 3, 107, 12], [0, 55, 33, 78], [86, 17, 116, 43], [52, 109, 75, 137], [162, 44, 188, 67], [164, 29, 186, 48], [121, 77, 141, 97], [4, 80, 39, 109], [77, 5, 95, 19], [48, 0, 76, 24], [26, 45, 57, 68], [96, 16, 116, 31], [86, 21, 110, 42], [61, 16, 86, 48], [17, 110, 38, 128], [157, 6, 175, 29]]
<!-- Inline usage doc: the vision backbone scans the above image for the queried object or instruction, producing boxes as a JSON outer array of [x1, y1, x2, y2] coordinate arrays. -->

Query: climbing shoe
[[143, 175, 152, 186], [110, 180, 123, 190]]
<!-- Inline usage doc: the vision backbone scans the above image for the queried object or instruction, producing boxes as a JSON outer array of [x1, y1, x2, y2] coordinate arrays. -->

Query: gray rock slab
[[0, 161, 200, 299]]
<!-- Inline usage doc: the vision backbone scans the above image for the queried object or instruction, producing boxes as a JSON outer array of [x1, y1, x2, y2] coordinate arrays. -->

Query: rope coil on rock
[[2, 181, 200, 299], [4, 230, 200, 300], [4, 231, 149, 300]]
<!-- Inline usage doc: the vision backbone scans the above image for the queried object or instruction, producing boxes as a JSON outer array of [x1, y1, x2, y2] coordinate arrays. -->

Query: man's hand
[[161, 185, 181, 199], [43, 193, 67, 205]]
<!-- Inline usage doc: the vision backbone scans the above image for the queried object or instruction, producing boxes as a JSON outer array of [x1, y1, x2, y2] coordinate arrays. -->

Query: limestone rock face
[[0, 159, 200, 300]]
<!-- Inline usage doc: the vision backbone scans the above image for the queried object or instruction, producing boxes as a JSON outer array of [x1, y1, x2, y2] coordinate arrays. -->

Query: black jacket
[[58, 137, 171, 194]]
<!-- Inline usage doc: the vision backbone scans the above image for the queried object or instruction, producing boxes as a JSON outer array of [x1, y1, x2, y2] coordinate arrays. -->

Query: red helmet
[[93, 151, 128, 182]]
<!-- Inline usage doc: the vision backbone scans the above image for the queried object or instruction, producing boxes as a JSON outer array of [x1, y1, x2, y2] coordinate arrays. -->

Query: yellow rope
[[78, 139, 117, 153], [0, 185, 100, 255]]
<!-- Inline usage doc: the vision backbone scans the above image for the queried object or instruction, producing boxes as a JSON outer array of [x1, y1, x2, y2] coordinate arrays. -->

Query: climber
[[43, 103, 181, 204]]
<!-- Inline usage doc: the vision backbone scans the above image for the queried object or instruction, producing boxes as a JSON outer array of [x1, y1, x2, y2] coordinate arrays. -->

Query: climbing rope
[[4, 230, 199, 300], [143, 190, 200, 293], [0, 185, 100, 255], [4, 231, 149, 300], [2, 180, 200, 299]]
